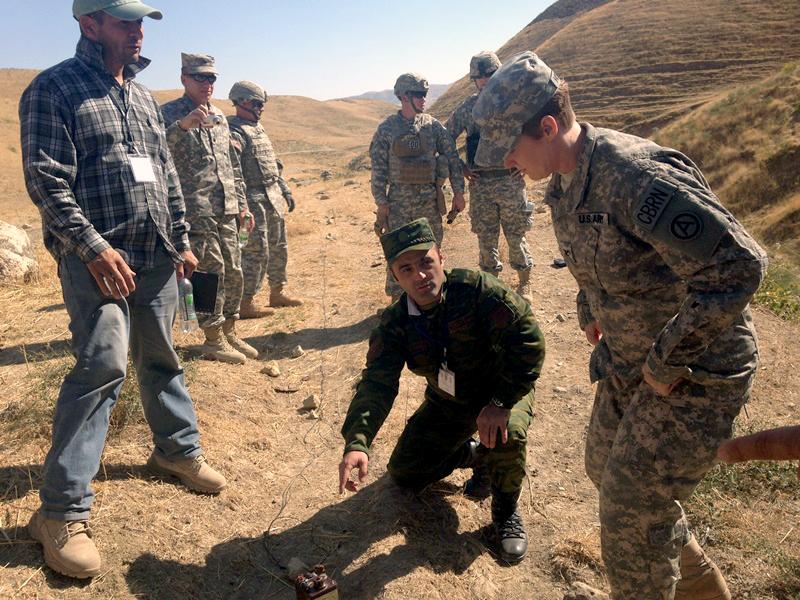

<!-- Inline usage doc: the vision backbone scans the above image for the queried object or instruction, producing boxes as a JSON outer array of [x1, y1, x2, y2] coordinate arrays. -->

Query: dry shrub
[[551, 530, 606, 585]]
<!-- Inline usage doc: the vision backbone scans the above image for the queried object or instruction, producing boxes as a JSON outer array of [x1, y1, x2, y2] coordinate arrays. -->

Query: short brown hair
[[521, 82, 575, 139]]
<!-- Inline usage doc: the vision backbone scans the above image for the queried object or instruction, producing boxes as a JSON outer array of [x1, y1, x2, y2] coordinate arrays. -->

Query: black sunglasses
[[406, 91, 427, 99], [250, 100, 265, 109], [190, 74, 217, 84]]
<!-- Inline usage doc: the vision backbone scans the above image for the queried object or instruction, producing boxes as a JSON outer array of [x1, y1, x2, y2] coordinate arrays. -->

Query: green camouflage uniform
[[445, 93, 533, 274], [473, 53, 768, 598], [548, 124, 766, 599], [228, 115, 293, 296], [369, 113, 465, 296], [341, 268, 545, 494], [161, 95, 247, 328]]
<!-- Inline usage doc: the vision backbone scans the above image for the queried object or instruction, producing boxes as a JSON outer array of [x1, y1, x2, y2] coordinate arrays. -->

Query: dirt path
[[1, 158, 798, 599]]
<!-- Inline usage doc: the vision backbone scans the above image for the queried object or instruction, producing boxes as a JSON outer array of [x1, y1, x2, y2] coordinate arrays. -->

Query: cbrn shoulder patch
[[633, 177, 728, 262]]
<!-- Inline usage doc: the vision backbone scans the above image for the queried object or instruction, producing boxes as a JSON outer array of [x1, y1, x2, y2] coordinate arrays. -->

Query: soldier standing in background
[[370, 73, 466, 302], [473, 52, 767, 600], [338, 218, 545, 564], [227, 80, 303, 316], [445, 52, 534, 302], [161, 54, 258, 364]]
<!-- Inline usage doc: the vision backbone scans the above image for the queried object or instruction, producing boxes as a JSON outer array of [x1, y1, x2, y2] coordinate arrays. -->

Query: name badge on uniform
[[438, 363, 456, 396], [577, 212, 609, 225], [129, 155, 156, 183]]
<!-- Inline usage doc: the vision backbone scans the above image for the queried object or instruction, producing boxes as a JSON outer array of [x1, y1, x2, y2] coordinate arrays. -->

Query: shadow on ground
[[243, 314, 378, 360], [126, 475, 487, 599], [0, 339, 71, 367]]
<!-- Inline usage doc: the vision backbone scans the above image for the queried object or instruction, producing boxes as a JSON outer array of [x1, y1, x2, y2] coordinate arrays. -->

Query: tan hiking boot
[[240, 297, 274, 319], [269, 284, 304, 307], [516, 269, 533, 304], [147, 451, 227, 494], [222, 319, 259, 359], [563, 582, 610, 600], [28, 511, 101, 579], [675, 537, 731, 600], [200, 325, 246, 364]]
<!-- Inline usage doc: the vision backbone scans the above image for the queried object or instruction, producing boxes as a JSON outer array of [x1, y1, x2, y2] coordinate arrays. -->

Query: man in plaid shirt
[[19, 0, 226, 579]]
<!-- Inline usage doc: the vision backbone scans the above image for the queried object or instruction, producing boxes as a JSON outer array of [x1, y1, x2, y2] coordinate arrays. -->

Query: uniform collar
[[546, 122, 598, 210], [75, 35, 150, 82]]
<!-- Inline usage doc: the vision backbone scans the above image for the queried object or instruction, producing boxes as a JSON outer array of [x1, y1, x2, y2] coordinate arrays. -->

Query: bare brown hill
[[432, 0, 800, 135]]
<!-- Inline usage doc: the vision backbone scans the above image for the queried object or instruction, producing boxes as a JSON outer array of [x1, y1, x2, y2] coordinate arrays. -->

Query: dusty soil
[[0, 70, 798, 599]]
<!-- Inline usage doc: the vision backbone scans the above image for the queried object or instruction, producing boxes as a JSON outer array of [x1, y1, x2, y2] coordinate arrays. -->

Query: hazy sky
[[0, 0, 551, 100]]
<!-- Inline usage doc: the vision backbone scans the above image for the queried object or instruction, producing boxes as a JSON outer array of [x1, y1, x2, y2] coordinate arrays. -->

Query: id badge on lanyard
[[129, 151, 156, 183], [438, 362, 456, 396]]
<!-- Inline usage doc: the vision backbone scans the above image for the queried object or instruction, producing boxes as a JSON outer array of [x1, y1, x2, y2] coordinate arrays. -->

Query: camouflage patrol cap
[[73, 0, 162, 20], [380, 218, 436, 264], [472, 52, 562, 167], [469, 51, 501, 79], [229, 80, 268, 104], [181, 52, 218, 75], [393, 73, 429, 98]]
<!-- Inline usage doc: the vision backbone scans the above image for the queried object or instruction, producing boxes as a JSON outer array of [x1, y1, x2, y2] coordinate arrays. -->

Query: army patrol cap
[[470, 51, 502, 79], [181, 52, 218, 75], [229, 80, 268, 104], [394, 73, 429, 98], [472, 51, 562, 167], [72, 0, 162, 20], [380, 218, 436, 264]]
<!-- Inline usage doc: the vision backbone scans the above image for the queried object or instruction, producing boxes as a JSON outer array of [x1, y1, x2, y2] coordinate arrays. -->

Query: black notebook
[[189, 271, 219, 313]]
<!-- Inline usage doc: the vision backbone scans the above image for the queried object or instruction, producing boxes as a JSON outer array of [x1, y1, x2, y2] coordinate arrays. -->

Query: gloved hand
[[285, 193, 295, 213]]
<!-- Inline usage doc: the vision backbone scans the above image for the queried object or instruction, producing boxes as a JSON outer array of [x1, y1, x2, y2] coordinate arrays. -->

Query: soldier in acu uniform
[[473, 52, 768, 600], [370, 73, 466, 301], [227, 80, 303, 317], [338, 218, 546, 563], [161, 53, 258, 363], [445, 52, 534, 302]]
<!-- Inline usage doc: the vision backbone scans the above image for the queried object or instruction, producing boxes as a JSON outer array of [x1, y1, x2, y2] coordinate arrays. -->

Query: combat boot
[[491, 489, 527, 563], [269, 284, 304, 307], [222, 319, 259, 359], [200, 325, 246, 364], [239, 296, 274, 319], [459, 439, 491, 500], [147, 451, 227, 494], [516, 269, 533, 304], [675, 536, 731, 600], [563, 582, 610, 600], [28, 510, 101, 579]]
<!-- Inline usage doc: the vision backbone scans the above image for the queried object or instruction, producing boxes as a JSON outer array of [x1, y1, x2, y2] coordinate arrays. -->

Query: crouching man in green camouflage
[[338, 218, 545, 563], [473, 52, 767, 599]]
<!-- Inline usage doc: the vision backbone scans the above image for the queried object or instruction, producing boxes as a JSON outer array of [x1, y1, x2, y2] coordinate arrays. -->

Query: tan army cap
[[181, 53, 218, 75], [472, 51, 561, 167]]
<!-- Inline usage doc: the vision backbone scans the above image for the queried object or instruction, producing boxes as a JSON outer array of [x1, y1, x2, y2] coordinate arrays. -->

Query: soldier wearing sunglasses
[[227, 80, 303, 317], [162, 53, 257, 364]]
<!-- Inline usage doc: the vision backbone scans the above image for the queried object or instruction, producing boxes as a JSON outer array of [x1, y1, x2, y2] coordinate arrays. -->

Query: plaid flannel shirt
[[19, 36, 189, 270]]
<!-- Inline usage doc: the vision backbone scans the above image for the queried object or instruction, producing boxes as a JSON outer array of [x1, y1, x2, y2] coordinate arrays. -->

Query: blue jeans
[[40, 247, 201, 521]]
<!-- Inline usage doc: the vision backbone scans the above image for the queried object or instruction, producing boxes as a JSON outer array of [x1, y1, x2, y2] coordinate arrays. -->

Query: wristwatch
[[490, 398, 507, 409]]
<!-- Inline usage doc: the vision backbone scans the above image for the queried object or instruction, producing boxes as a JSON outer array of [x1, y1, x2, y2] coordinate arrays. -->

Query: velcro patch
[[634, 178, 728, 262], [577, 212, 609, 226], [634, 178, 675, 231]]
